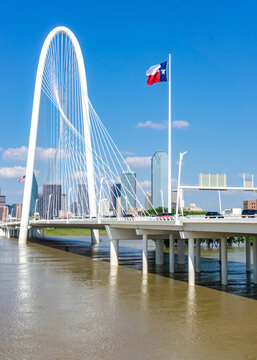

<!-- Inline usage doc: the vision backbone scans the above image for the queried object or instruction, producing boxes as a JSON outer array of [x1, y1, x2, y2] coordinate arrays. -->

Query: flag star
[[161, 69, 166, 74]]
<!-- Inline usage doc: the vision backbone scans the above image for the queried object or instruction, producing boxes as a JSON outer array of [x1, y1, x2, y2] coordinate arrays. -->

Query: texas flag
[[146, 61, 167, 85]]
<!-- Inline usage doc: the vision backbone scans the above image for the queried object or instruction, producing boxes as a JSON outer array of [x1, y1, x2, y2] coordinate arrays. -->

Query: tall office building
[[77, 184, 89, 215], [29, 172, 38, 216], [71, 201, 78, 216], [171, 189, 184, 210], [151, 151, 168, 209], [98, 198, 109, 217], [0, 195, 6, 206], [0, 206, 8, 221], [111, 183, 121, 212], [145, 192, 152, 210], [37, 194, 43, 218], [9, 204, 17, 218], [43, 184, 62, 219], [121, 171, 136, 213], [16, 203, 22, 220]]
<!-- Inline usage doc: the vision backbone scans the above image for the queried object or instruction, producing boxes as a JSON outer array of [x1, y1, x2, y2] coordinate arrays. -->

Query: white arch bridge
[[3, 26, 257, 288]]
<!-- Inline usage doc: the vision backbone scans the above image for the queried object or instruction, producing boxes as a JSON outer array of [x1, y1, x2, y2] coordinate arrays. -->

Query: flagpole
[[168, 53, 172, 213]]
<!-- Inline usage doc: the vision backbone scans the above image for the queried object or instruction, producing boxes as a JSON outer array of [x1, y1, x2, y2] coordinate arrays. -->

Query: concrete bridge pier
[[142, 234, 148, 274], [245, 236, 251, 273], [155, 239, 164, 265], [106, 226, 141, 268], [221, 237, 228, 285], [177, 239, 185, 265], [195, 238, 201, 273], [169, 233, 175, 273], [253, 236, 257, 284], [91, 229, 99, 245], [188, 238, 195, 286]]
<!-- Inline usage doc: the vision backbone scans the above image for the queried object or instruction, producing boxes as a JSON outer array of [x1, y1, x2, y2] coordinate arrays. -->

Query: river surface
[[1, 235, 257, 359]]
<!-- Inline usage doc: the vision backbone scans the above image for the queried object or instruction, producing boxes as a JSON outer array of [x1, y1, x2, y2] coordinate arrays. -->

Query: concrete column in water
[[110, 239, 119, 266], [169, 233, 175, 273], [188, 238, 195, 286], [155, 239, 164, 265], [221, 237, 228, 285], [142, 234, 148, 274], [195, 238, 201, 273], [91, 229, 99, 245], [177, 239, 185, 264], [253, 236, 257, 284], [245, 236, 251, 273]]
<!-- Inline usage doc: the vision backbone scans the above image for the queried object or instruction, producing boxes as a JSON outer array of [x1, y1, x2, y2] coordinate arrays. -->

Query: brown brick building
[[16, 203, 22, 220], [243, 200, 257, 210], [0, 206, 9, 221]]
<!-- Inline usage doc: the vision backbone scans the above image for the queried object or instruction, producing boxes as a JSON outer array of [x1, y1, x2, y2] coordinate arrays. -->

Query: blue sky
[[1, 0, 257, 210]]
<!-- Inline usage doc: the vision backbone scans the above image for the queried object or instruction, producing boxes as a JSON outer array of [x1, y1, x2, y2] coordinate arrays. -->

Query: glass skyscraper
[[43, 184, 62, 219], [29, 172, 38, 216], [111, 183, 121, 212], [121, 171, 136, 213], [151, 151, 168, 209], [77, 184, 89, 215]]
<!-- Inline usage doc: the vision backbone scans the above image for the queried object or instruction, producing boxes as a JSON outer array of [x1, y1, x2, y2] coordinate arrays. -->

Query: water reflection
[[187, 285, 196, 329], [109, 265, 118, 301], [140, 274, 149, 310], [17, 244, 33, 303]]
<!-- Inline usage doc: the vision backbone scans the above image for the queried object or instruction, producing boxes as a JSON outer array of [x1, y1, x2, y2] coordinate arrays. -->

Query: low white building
[[223, 208, 242, 216]]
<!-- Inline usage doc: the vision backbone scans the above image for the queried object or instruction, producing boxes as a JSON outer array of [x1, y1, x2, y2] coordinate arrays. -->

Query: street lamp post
[[175, 151, 187, 224]]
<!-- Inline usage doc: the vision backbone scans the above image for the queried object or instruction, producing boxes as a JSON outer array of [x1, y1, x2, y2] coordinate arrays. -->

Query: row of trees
[[142, 206, 206, 216]]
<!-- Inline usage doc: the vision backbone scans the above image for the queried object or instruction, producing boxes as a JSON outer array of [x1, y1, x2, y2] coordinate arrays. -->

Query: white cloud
[[172, 120, 190, 129], [136, 120, 190, 130], [125, 156, 151, 168], [139, 180, 151, 189], [135, 121, 167, 130], [121, 151, 136, 156], [0, 166, 26, 178], [36, 147, 59, 161], [3, 146, 66, 162], [3, 146, 28, 161]]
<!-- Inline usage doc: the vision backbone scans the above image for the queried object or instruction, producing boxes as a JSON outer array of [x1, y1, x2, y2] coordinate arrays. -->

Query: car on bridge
[[205, 211, 224, 219], [241, 209, 257, 218], [157, 213, 174, 218]]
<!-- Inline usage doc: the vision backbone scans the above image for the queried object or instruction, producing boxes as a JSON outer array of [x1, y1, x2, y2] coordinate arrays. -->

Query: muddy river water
[[1, 235, 257, 360]]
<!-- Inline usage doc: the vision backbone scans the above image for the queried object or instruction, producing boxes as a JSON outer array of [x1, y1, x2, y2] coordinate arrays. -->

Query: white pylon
[[19, 26, 97, 244]]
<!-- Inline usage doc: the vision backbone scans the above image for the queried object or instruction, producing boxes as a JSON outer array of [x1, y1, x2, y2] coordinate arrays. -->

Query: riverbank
[[45, 228, 107, 236]]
